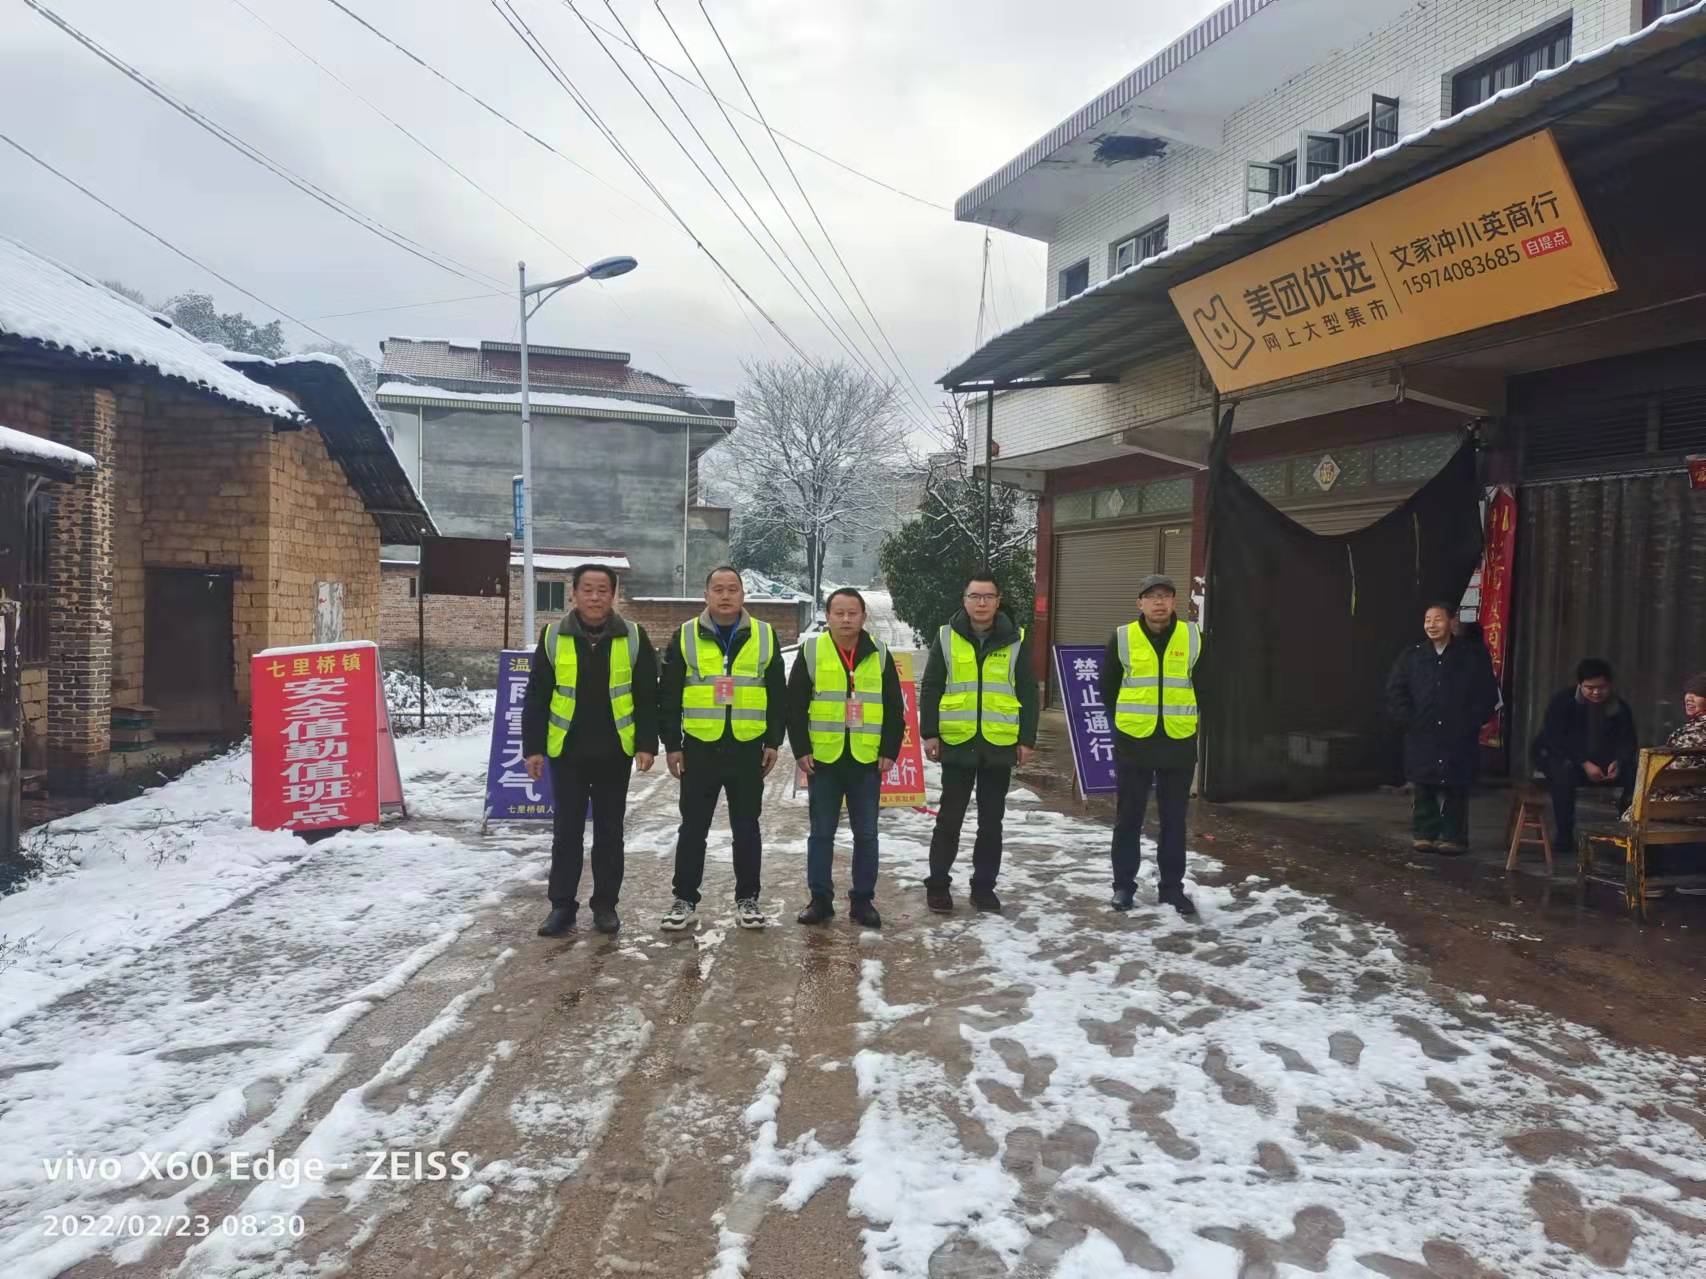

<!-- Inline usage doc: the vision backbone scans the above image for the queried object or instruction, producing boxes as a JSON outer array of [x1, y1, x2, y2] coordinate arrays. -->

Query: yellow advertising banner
[[1170, 130, 1616, 394]]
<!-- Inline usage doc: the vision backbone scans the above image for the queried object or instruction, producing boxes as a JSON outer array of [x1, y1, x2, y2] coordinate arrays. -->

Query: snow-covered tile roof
[[375, 381, 707, 419], [0, 423, 96, 476], [0, 236, 301, 419]]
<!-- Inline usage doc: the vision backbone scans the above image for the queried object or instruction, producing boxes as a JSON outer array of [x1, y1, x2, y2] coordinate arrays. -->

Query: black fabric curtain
[[1203, 439, 1484, 801]]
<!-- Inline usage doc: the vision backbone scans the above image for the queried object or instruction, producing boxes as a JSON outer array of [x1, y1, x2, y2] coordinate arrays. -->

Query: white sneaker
[[660, 898, 697, 931], [735, 898, 767, 930]]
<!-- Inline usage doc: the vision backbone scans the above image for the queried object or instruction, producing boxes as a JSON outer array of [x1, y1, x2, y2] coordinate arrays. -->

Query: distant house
[[0, 235, 434, 785], [376, 338, 736, 598]]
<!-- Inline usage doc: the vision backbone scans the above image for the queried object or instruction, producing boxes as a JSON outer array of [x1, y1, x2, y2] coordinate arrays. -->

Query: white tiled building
[[943, 0, 1706, 771]]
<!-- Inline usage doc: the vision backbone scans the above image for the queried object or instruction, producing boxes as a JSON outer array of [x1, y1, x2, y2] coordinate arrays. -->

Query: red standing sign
[[880, 651, 926, 808], [251, 640, 400, 831]]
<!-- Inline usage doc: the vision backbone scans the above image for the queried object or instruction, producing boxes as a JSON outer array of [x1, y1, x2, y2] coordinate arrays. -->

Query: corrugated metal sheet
[[1512, 473, 1706, 758], [1053, 526, 1159, 646]]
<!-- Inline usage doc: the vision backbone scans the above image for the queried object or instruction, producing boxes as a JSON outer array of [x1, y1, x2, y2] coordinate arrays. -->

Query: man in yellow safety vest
[[786, 587, 904, 929], [1102, 573, 1208, 918], [658, 565, 786, 931], [522, 564, 659, 937], [919, 572, 1038, 914]]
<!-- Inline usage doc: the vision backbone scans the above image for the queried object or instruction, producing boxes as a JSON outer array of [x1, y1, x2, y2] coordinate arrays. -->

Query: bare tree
[[724, 360, 909, 606], [922, 394, 1036, 565]]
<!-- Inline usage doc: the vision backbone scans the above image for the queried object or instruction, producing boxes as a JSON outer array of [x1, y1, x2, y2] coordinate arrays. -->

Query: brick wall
[[379, 562, 579, 662]]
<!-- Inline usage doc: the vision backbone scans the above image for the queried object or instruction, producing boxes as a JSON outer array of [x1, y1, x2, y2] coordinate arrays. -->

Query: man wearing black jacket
[[658, 566, 788, 932], [1100, 575, 1209, 917], [919, 573, 1039, 913], [787, 587, 905, 929], [1531, 657, 1639, 854], [522, 565, 659, 937]]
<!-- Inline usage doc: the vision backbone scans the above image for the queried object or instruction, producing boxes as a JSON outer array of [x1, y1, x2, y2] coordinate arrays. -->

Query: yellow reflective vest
[[1114, 619, 1201, 740], [679, 613, 774, 743], [544, 617, 639, 757], [803, 632, 888, 764], [936, 624, 1024, 747]]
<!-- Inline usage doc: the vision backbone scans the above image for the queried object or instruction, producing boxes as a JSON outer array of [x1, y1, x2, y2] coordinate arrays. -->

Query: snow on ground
[[0, 718, 534, 1276]]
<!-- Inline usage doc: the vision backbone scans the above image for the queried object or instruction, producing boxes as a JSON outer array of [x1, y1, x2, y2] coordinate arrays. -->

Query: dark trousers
[[548, 754, 632, 912], [1412, 785, 1469, 844], [1111, 758, 1191, 893], [926, 762, 1010, 891], [672, 743, 764, 903], [806, 764, 880, 901], [1546, 767, 1635, 851]]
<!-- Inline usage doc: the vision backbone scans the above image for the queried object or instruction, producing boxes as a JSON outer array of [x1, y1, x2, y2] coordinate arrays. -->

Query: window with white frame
[[1246, 95, 1398, 211], [1645, 0, 1691, 23], [1110, 218, 1169, 275], [1058, 258, 1090, 300]]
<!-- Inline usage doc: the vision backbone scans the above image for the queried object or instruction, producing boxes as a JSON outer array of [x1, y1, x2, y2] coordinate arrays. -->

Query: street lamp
[[518, 255, 638, 642]]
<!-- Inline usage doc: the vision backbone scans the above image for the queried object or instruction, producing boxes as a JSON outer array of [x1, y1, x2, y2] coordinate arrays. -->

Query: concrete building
[[0, 237, 433, 785], [946, 0, 1706, 761], [376, 339, 735, 597]]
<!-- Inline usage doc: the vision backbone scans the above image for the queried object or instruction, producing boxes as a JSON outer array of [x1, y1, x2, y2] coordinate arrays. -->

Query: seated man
[[1531, 657, 1638, 853]]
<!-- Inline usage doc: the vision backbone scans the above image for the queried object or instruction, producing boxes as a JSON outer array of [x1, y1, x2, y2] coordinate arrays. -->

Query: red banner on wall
[[251, 641, 386, 831], [1478, 487, 1517, 747]]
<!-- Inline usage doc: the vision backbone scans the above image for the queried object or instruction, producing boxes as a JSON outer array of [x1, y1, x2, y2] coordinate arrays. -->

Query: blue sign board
[[512, 475, 525, 543], [1053, 644, 1118, 798], [484, 649, 553, 822]]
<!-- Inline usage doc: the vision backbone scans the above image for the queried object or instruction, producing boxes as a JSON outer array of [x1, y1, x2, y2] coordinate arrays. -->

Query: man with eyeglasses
[[919, 572, 1038, 913]]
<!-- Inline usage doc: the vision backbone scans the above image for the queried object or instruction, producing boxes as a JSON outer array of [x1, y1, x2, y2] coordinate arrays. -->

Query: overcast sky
[[0, 0, 1223, 430]]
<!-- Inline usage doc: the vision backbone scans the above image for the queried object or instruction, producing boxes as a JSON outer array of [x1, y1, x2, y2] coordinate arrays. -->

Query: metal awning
[[940, 5, 1706, 392]]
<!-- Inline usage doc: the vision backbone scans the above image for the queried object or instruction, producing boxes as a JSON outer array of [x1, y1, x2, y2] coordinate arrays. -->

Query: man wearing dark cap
[[1100, 574, 1207, 917]]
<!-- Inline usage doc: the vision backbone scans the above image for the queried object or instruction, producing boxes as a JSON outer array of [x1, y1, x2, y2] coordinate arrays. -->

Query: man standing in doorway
[[1102, 574, 1207, 917], [1385, 602, 1499, 855], [920, 572, 1038, 913], [788, 587, 904, 929], [658, 566, 786, 931], [523, 564, 658, 937]]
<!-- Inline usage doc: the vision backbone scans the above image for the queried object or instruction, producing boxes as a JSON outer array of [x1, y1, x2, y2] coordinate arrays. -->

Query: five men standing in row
[[524, 563, 1203, 935]]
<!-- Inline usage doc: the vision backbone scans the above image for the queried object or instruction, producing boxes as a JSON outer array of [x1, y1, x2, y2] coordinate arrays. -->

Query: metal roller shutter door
[[1282, 498, 1405, 537], [1053, 526, 1159, 646]]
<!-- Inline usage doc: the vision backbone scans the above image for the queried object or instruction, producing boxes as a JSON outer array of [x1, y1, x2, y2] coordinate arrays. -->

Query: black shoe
[[1109, 889, 1135, 912], [849, 899, 882, 929], [797, 895, 835, 925], [1435, 841, 1470, 856], [592, 908, 620, 935], [926, 886, 954, 913], [537, 906, 576, 937], [970, 887, 1003, 913], [1158, 887, 1198, 918]]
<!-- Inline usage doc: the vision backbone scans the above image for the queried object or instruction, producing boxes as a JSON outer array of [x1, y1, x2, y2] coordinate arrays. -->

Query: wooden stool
[[1507, 782, 1554, 873]]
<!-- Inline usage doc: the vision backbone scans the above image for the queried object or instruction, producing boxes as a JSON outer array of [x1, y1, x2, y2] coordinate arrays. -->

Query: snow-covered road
[[0, 717, 1702, 1278]]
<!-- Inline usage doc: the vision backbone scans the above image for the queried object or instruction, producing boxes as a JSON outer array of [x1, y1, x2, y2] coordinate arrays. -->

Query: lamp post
[[518, 254, 637, 642]]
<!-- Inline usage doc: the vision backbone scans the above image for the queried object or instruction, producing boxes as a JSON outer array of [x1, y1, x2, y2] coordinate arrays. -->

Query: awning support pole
[[981, 390, 995, 568]]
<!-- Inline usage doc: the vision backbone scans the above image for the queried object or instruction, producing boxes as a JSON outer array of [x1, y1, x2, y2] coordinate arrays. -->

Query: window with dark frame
[[1058, 258, 1090, 300], [1451, 21, 1572, 114], [21, 483, 51, 665], [407, 575, 417, 600], [535, 580, 565, 613], [1646, 0, 1692, 25], [1110, 218, 1169, 275]]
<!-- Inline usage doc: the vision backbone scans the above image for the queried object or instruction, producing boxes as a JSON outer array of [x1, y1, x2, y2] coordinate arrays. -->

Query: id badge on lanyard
[[845, 699, 864, 728], [714, 677, 736, 706]]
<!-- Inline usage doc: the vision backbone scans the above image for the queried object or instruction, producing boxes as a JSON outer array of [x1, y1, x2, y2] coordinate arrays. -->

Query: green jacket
[[919, 609, 1039, 768]]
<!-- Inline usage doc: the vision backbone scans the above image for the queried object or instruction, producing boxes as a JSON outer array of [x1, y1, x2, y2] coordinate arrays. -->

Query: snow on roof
[[510, 552, 632, 572], [0, 236, 300, 420], [0, 423, 97, 473], [375, 381, 699, 419], [741, 569, 812, 602]]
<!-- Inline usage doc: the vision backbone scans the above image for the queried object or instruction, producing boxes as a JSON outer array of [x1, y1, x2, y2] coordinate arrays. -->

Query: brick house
[[376, 338, 736, 595], [0, 236, 434, 785]]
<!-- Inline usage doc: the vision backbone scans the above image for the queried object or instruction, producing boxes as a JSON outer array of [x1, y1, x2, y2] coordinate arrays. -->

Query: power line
[[552, 1, 891, 387], [577, 10, 947, 213], [488, 0, 818, 365], [643, 1, 939, 432], [694, 0, 946, 436], [0, 131, 342, 346], [24, 0, 507, 292]]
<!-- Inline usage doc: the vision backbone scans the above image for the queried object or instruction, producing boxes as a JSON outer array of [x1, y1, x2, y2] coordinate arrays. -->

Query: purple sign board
[[1053, 645, 1118, 798], [485, 649, 553, 823]]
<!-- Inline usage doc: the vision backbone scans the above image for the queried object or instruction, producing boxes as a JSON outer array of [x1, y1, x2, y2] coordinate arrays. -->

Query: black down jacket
[[1384, 638, 1498, 788]]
